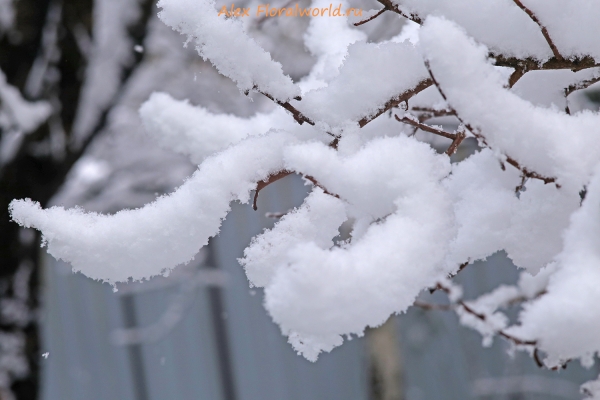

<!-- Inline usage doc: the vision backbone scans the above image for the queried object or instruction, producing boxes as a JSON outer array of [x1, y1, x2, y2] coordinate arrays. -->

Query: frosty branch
[[8, 1, 600, 395]]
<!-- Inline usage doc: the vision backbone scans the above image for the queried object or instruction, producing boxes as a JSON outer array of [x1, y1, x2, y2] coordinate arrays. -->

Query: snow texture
[[9, 0, 600, 369], [10, 131, 299, 284], [157, 0, 300, 102]]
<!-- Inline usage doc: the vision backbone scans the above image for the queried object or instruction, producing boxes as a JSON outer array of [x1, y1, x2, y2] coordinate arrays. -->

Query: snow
[[8, 0, 600, 377], [420, 17, 600, 188], [297, 41, 428, 129], [157, 0, 300, 102], [403, 0, 600, 62], [140, 92, 276, 164], [10, 131, 299, 284], [263, 136, 454, 360], [508, 163, 600, 366]]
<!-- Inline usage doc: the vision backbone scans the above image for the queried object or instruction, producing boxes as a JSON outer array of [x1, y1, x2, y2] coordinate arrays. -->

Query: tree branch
[[254, 89, 315, 126], [353, 8, 387, 27], [564, 74, 600, 114], [253, 170, 293, 210], [358, 79, 433, 128], [512, 0, 563, 61], [433, 284, 538, 347], [375, 0, 422, 24], [395, 115, 457, 140], [424, 62, 558, 185]]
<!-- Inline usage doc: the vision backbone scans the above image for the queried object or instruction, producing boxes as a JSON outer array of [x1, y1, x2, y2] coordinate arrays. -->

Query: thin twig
[[446, 127, 466, 156], [253, 170, 293, 210], [508, 65, 527, 88], [435, 283, 538, 347], [358, 79, 433, 127], [395, 115, 457, 140], [505, 157, 556, 185], [424, 62, 558, 186], [512, 0, 563, 61], [492, 54, 599, 72], [564, 74, 600, 114], [255, 90, 314, 126], [376, 0, 422, 24], [304, 175, 340, 199], [354, 7, 387, 26]]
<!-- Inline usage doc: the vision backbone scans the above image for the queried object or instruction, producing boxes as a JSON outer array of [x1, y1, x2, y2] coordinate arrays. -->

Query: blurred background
[[1, 0, 600, 399]]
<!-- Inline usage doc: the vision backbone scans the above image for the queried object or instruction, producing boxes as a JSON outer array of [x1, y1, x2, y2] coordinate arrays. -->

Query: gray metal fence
[[40, 175, 598, 400]]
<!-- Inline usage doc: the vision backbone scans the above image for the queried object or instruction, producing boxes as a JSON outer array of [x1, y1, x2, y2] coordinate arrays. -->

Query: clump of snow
[[241, 188, 346, 288], [443, 149, 579, 274], [508, 163, 600, 366], [403, 0, 600, 62], [297, 41, 428, 128], [420, 17, 600, 189], [262, 136, 454, 360], [157, 0, 300, 102], [9, 131, 299, 284]]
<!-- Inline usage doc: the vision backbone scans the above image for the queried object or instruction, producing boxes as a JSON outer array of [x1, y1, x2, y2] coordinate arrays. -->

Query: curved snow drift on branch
[[157, 0, 300, 102], [420, 17, 600, 188], [257, 136, 454, 360], [9, 131, 298, 284], [509, 163, 600, 367]]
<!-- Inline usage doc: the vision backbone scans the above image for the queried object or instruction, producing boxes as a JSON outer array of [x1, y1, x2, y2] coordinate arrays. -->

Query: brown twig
[[424, 62, 558, 186], [376, 0, 422, 24], [492, 54, 599, 72], [515, 174, 528, 195], [446, 128, 466, 156], [564, 74, 600, 114], [255, 90, 315, 126], [304, 175, 340, 199], [395, 115, 457, 140], [505, 156, 557, 185], [252, 139, 340, 210], [508, 65, 527, 88], [435, 283, 538, 347], [253, 170, 293, 210], [358, 79, 433, 127], [449, 261, 469, 278], [353, 7, 387, 26], [395, 114, 466, 155], [414, 301, 452, 311], [411, 107, 456, 120], [512, 0, 563, 61]]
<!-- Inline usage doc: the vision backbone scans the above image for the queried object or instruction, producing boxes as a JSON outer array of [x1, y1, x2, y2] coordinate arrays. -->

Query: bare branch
[[564, 73, 600, 114], [354, 8, 387, 27], [304, 175, 341, 199], [424, 62, 558, 186], [505, 156, 557, 185], [376, 0, 422, 24], [253, 170, 293, 210], [254, 89, 315, 126], [434, 284, 538, 347], [512, 0, 563, 61], [508, 65, 527, 88], [359, 79, 434, 127], [492, 53, 599, 72], [446, 127, 466, 156], [395, 115, 457, 140]]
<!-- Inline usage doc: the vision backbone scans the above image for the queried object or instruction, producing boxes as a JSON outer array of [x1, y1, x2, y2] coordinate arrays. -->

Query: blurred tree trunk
[[0, 0, 152, 397], [367, 317, 404, 400]]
